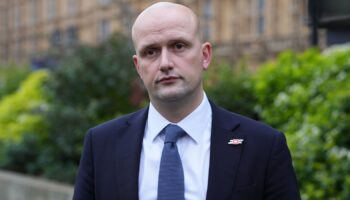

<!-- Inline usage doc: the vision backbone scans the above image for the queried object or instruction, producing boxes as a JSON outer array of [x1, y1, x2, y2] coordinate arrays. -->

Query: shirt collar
[[146, 92, 212, 144]]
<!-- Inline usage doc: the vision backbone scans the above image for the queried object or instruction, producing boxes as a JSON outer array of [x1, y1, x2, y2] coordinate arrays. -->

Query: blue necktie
[[158, 124, 186, 200]]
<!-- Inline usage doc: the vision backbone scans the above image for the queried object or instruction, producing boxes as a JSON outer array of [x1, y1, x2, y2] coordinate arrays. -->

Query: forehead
[[137, 23, 194, 48], [132, 7, 197, 50]]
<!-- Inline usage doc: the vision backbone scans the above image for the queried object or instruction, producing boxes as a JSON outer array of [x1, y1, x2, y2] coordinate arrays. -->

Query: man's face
[[132, 7, 211, 105]]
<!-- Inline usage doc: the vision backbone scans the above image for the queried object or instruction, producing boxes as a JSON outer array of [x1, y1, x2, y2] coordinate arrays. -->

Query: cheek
[[139, 64, 156, 83], [183, 55, 204, 73], [184, 49, 203, 66]]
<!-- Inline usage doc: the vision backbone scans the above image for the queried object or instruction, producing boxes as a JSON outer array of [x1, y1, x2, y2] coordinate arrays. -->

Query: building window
[[30, 0, 37, 25], [258, 16, 265, 34], [98, 19, 111, 42], [202, 0, 212, 41], [14, 6, 21, 28], [32, 37, 37, 52], [99, 0, 111, 6], [66, 26, 79, 46], [0, 48, 4, 62], [258, 0, 264, 10], [68, 0, 77, 16], [48, 0, 57, 20], [0, 8, 5, 30], [257, 0, 265, 35], [13, 41, 20, 61], [50, 29, 61, 47], [119, 1, 133, 34]]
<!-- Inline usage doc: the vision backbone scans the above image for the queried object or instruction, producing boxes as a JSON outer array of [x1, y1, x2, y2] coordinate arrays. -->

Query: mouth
[[156, 76, 181, 84]]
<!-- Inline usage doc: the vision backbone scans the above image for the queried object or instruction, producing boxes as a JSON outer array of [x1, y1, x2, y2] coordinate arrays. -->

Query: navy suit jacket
[[73, 102, 301, 200]]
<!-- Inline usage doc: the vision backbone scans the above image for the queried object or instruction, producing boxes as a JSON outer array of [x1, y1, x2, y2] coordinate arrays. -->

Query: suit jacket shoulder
[[89, 107, 148, 137], [211, 103, 283, 144], [73, 107, 148, 200], [207, 103, 301, 200]]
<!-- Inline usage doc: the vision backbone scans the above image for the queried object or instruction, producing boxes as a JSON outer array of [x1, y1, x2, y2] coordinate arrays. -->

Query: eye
[[174, 43, 185, 51], [142, 48, 158, 58], [146, 49, 155, 56]]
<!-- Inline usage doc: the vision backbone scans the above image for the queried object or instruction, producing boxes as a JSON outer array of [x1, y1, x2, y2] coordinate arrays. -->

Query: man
[[73, 2, 301, 200]]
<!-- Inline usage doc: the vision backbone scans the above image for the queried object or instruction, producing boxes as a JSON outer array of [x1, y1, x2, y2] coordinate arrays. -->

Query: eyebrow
[[138, 44, 158, 55], [138, 36, 193, 53]]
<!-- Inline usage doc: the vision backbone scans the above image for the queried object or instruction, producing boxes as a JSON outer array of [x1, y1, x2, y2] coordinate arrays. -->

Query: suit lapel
[[115, 108, 148, 200], [113, 103, 244, 199], [206, 103, 244, 200]]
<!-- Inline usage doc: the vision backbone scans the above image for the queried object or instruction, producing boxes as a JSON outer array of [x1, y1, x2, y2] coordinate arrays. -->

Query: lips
[[156, 76, 180, 84]]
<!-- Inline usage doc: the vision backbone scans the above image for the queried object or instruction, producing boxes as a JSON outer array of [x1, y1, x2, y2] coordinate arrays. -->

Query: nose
[[159, 48, 174, 72]]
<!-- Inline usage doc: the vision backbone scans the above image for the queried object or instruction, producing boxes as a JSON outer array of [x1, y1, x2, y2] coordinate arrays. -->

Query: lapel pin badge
[[228, 138, 244, 145]]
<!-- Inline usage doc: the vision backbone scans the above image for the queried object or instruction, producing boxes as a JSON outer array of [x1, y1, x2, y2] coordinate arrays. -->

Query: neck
[[151, 91, 204, 123]]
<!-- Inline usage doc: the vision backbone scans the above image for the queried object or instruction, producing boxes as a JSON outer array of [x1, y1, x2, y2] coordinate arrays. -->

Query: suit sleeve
[[264, 132, 301, 200], [73, 130, 95, 200]]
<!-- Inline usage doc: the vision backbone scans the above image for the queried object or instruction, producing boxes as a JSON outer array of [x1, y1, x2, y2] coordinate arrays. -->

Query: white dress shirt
[[138, 93, 212, 200]]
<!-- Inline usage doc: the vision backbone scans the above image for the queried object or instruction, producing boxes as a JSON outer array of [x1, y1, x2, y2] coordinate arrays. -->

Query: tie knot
[[164, 124, 186, 143]]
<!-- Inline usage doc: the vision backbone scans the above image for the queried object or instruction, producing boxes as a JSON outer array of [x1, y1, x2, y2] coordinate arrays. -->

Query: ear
[[201, 42, 212, 70], [133, 55, 142, 78]]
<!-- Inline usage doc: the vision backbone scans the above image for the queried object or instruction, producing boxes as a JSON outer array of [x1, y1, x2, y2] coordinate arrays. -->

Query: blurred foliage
[[204, 60, 257, 119], [0, 34, 141, 183], [0, 70, 48, 173], [254, 45, 350, 199], [41, 36, 136, 182], [41, 34, 139, 183], [0, 70, 48, 142], [0, 63, 31, 99]]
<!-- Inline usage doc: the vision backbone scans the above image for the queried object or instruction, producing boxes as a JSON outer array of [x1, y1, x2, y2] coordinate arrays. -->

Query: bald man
[[73, 2, 301, 200]]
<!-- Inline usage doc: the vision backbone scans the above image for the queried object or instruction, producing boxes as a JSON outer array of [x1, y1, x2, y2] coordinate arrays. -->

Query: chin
[[157, 90, 187, 102]]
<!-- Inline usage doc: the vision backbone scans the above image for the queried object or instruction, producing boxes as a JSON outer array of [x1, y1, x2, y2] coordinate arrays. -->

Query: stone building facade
[[0, 0, 310, 65]]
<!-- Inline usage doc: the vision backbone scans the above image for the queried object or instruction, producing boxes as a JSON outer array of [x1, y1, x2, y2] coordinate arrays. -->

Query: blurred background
[[0, 0, 349, 199]]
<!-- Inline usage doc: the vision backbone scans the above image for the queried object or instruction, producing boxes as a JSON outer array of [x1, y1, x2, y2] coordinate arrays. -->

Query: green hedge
[[254, 46, 350, 199], [40, 34, 139, 182], [0, 70, 49, 174], [0, 34, 140, 183], [0, 70, 48, 142], [204, 60, 257, 119], [0, 63, 30, 99]]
